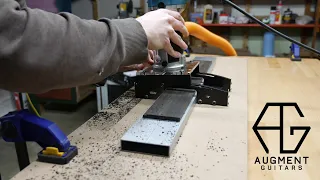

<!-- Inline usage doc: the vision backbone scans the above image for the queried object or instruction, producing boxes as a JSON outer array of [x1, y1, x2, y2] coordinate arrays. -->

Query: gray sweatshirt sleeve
[[0, 0, 148, 93]]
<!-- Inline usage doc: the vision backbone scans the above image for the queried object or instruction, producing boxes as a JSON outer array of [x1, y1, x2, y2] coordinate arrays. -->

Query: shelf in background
[[199, 23, 316, 28]]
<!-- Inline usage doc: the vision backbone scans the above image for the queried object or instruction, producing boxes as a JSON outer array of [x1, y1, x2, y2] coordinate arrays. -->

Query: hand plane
[[134, 22, 236, 106]]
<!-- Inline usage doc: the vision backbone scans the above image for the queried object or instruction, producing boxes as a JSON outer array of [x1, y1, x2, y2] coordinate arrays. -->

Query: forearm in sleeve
[[0, 0, 148, 93]]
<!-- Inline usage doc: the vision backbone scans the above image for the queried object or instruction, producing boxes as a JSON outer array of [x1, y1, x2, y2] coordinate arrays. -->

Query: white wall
[[0, 90, 15, 117], [72, 0, 142, 19], [98, 0, 119, 19], [71, 0, 93, 19]]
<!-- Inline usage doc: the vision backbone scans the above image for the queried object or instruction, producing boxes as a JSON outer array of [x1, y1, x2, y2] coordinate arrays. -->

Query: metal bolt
[[198, 99, 202, 104], [206, 95, 210, 99], [212, 101, 216, 105]]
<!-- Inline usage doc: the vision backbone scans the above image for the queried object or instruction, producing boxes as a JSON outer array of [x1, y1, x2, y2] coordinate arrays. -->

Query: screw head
[[161, 61, 168, 67], [212, 101, 216, 105], [198, 99, 202, 104]]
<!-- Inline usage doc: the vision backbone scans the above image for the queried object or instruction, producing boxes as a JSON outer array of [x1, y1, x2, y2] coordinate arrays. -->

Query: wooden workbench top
[[247, 56, 320, 180], [11, 55, 320, 180], [11, 56, 247, 180]]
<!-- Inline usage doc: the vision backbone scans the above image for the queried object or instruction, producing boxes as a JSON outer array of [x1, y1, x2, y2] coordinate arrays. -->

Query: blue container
[[190, 13, 203, 22], [263, 32, 275, 57], [147, 0, 188, 7]]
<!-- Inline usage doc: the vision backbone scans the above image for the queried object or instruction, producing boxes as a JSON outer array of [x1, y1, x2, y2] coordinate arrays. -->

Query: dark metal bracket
[[134, 61, 231, 106], [134, 74, 191, 99]]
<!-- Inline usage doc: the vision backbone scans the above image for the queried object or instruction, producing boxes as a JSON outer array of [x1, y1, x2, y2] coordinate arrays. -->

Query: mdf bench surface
[[12, 56, 248, 180]]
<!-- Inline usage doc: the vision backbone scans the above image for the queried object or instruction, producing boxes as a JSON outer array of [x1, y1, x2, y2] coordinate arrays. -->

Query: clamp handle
[[0, 110, 71, 152]]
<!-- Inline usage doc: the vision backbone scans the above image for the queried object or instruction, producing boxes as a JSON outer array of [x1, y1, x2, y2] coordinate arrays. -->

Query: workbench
[[10, 55, 320, 180]]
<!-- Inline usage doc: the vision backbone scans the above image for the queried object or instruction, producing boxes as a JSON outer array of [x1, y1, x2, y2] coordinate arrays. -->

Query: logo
[[253, 103, 311, 154], [252, 103, 311, 171]]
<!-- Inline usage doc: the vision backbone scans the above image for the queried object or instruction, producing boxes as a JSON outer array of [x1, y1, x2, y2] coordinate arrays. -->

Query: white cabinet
[[0, 90, 15, 117]]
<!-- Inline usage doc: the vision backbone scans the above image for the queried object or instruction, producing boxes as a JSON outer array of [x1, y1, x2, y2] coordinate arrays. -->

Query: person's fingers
[[166, 16, 189, 38], [163, 38, 181, 58], [118, 66, 132, 72], [137, 64, 145, 69], [148, 58, 154, 65], [143, 61, 152, 68], [147, 51, 154, 64], [169, 28, 188, 50], [163, 9, 185, 24], [171, 20, 189, 37], [148, 50, 152, 59], [118, 64, 144, 72], [149, 50, 154, 60]]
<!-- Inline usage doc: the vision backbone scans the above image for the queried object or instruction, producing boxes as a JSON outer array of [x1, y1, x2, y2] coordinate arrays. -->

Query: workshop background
[[1, 0, 320, 179]]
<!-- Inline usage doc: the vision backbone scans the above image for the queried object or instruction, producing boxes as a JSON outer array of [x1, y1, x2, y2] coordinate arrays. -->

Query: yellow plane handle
[[185, 22, 237, 56]]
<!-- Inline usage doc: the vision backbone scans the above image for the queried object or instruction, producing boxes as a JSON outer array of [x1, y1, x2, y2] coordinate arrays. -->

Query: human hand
[[118, 50, 155, 72], [136, 9, 189, 58]]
